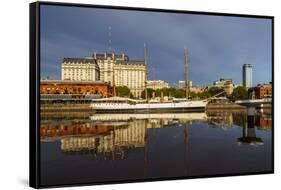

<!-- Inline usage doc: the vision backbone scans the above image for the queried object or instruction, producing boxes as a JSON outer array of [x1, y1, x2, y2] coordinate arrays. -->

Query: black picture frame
[[30, 1, 274, 188]]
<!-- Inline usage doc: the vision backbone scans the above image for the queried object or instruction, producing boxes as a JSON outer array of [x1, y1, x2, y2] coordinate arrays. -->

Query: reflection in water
[[237, 115, 263, 145], [61, 121, 146, 159], [40, 111, 272, 186], [41, 113, 207, 159]]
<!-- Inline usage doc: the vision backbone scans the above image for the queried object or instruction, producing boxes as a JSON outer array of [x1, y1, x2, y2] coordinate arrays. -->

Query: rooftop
[[63, 58, 96, 64], [92, 52, 129, 61], [40, 80, 111, 86], [116, 60, 145, 66]]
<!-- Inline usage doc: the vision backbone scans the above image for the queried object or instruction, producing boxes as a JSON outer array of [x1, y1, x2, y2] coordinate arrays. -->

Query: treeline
[[141, 88, 210, 100], [115, 85, 248, 101]]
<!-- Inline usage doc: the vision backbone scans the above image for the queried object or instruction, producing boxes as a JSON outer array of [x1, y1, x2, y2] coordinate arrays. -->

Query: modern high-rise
[[242, 64, 253, 88]]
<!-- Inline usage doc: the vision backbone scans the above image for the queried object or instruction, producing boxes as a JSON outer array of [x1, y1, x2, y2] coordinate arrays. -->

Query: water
[[40, 111, 272, 186]]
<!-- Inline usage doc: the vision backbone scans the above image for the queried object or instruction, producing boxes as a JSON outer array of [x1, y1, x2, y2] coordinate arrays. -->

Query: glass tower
[[242, 64, 253, 88]]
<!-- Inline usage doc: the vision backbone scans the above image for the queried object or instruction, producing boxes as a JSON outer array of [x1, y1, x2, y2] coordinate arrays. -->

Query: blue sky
[[40, 5, 272, 87]]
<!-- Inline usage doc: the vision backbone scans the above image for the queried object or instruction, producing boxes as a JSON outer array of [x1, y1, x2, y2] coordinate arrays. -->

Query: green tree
[[174, 89, 185, 98], [230, 86, 248, 101], [198, 91, 211, 99], [116, 86, 131, 97], [141, 88, 155, 99]]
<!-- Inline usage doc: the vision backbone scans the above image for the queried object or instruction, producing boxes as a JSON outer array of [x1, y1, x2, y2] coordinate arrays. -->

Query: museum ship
[[90, 97, 208, 113], [90, 48, 209, 113]]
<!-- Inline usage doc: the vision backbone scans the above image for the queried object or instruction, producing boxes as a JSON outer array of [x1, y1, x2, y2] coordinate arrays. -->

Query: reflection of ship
[[90, 112, 207, 121], [90, 97, 208, 113]]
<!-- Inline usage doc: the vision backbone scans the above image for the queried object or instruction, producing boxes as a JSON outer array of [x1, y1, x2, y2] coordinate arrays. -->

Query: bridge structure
[[235, 98, 272, 107], [235, 98, 272, 117]]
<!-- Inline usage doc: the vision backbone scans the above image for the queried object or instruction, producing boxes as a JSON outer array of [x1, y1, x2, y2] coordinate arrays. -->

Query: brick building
[[248, 83, 272, 99], [40, 80, 113, 97]]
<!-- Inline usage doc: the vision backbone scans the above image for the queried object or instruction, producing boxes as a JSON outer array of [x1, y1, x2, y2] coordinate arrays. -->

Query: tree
[[173, 89, 185, 98], [116, 86, 131, 97], [230, 86, 248, 101], [198, 91, 211, 99], [141, 88, 155, 99]]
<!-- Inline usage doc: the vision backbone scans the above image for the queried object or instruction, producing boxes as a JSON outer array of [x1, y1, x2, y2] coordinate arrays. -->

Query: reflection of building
[[40, 80, 113, 97], [61, 53, 146, 98], [248, 83, 272, 99], [213, 78, 234, 96], [256, 114, 272, 129], [147, 80, 170, 90], [61, 58, 100, 81], [40, 123, 114, 138], [207, 111, 234, 128], [60, 120, 146, 158], [243, 64, 253, 88]]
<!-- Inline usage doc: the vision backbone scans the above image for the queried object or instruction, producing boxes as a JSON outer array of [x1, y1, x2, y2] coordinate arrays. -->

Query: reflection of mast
[[112, 125, 115, 160], [183, 122, 189, 175], [184, 48, 189, 99], [143, 120, 148, 177]]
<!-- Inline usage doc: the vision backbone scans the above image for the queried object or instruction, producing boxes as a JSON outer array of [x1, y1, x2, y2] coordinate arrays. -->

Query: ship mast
[[184, 48, 189, 99]]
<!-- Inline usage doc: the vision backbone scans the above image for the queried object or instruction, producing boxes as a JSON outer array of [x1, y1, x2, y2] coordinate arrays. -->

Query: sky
[[40, 5, 272, 87]]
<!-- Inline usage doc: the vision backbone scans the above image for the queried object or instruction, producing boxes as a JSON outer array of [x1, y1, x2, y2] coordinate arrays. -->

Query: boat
[[90, 97, 208, 113], [90, 48, 209, 113]]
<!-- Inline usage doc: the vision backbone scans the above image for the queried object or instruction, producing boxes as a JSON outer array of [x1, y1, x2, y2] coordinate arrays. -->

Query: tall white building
[[92, 53, 146, 98], [61, 58, 100, 81], [61, 53, 146, 98], [147, 80, 170, 90], [114, 60, 146, 98]]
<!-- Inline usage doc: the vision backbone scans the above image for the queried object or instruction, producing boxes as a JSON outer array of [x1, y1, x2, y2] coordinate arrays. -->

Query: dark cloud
[[40, 5, 272, 86]]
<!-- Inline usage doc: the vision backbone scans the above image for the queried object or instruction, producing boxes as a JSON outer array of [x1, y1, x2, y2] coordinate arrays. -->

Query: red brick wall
[[40, 82, 112, 97]]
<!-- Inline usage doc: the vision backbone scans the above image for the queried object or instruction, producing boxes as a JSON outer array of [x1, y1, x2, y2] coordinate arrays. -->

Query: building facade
[[61, 58, 100, 81], [114, 60, 146, 98], [61, 53, 146, 98], [147, 80, 170, 90], [243, 64, 253, 88], [40, 80, 113, 97], [177, 80, 192, 89], [248, 83, 272, 99], [212, 78, 234, 96]]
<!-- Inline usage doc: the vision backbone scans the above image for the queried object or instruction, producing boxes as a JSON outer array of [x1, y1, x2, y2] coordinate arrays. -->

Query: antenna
[[108, 26, 112, 52]]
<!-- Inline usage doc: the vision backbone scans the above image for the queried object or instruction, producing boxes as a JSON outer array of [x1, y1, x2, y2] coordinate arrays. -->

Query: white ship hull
[[90, 100, 208, 113]]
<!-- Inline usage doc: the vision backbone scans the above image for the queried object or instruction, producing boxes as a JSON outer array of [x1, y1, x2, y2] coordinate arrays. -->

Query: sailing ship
[[90, 48, 209, 113]]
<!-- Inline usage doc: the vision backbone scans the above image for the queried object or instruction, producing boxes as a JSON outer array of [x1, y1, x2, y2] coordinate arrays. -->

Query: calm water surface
[[40, 111, 272, 186]]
